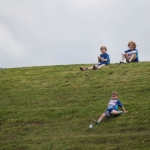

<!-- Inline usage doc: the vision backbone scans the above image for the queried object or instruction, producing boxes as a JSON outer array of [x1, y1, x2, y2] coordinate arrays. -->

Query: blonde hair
[[111, 91, 118, 96], [100, 46, 107, 51], [128, 41, 137, 49]]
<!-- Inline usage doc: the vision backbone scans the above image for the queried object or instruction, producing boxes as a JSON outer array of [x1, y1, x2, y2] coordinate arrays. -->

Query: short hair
[[111, 91, 118, 96], [128, 41, 137, 48], [100, 46, 107, 51]]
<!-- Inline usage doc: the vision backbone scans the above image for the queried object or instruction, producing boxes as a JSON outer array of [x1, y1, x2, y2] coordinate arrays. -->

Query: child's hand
[[99, 56, 102, 60], [98, 56, 101, 62], [124, 110, 128, 113]]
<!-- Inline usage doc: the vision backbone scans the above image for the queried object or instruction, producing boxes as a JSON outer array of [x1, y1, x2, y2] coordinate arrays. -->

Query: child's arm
[[126, 51, 137, 54], [100, 54, 109, 62], [121, 50, 137, 55], [100, 58, 107, 61], [122, 106, 128, 113]]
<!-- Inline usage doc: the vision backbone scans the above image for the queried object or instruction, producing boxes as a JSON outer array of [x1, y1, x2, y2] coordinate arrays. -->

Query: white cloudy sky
[[0, 0, 150, 68]]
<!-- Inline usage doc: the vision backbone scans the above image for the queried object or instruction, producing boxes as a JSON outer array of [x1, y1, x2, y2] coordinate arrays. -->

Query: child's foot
[[80, 67, 88, 71], [126, 60, 131, 63], [118, 110, 124, 114], [94, 120, 100, 124], [93, 65, 98, 70], [79, 67, 84, 71], [120, 61, 124, 64]]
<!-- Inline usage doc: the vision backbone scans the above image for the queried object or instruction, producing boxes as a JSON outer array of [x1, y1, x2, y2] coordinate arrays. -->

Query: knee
[[132, 53, 136, 56], [122, 53, 126, 56], [124, 54, 128, 58], [112, 111, 118, 115]]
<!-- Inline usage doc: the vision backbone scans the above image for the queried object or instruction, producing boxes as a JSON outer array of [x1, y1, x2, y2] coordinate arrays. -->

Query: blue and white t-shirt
[[99, 53, 110, 65], [107, 99, 123, 112], [124, 49, 139, 62]]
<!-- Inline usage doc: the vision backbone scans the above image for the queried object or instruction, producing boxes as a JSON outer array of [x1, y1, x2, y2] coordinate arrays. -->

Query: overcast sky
[[0, 0, 150, 68]]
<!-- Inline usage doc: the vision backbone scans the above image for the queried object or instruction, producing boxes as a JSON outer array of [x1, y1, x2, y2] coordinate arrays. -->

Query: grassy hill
[[0, 62, 150, 150]]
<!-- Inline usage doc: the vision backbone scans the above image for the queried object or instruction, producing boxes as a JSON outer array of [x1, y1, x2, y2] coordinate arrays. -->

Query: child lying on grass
[[95, 91, 128, 124], [80, 46, 110, 71]]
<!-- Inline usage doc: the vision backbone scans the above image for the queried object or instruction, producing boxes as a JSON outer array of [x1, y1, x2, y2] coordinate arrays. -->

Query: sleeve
[[121, 50, 129, 54], [126, 50, 137, 54], [105, 54, 110, 60], [117, 100, 123, 108], [122, 49, 137, 55]]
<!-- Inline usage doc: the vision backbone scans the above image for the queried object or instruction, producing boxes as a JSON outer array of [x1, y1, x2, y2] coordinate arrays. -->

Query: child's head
[[111, 91, 118, 100], [128, 41, 136, 50], [100, 46, 107, 54]]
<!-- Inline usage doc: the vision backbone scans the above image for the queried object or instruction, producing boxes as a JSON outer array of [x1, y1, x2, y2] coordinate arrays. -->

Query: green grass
[[0, 62, 150, 150]]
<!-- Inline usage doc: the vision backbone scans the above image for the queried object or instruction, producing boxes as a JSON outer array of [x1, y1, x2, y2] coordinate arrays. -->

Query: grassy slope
[[0, 62, 150, 150]]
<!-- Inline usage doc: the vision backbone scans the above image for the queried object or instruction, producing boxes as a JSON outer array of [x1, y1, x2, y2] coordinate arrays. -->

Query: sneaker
[[118, 111, 124, 114], [120, 61, 124, 64], [79, 67, 84, 71], [94, 120, 100, 124], [126, 60, 130, 63], [93, 65, 98, 70], [80, 67, 88, 71]]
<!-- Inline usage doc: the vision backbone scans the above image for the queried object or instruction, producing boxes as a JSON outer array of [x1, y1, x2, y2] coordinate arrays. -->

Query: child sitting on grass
[[95, 91, 127, 124], [120, 41, 139, 63], [80, 46, 110, 71]]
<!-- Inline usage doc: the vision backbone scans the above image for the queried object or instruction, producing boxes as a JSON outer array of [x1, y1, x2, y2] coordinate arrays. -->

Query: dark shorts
[[103, 108, 118, 117], [103, 110, 111, 117]]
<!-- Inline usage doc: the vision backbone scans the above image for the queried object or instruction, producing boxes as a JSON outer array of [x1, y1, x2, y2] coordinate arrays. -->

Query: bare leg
[[81, 64, 106, 71], [111, 110, 119, 115], [111, 110, 123, 115], [121, 54, 125, 62], [80, 65, 94, 71], [129, 54, 136, 62], [88, 66, 94, 70], [125, 54, 130, 62], [97, 64, 106, 69], [82, 65, 97, 70], [98, 113, 106, 122], [121, 54, 129, 62], [95, 110, 123, 124]]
